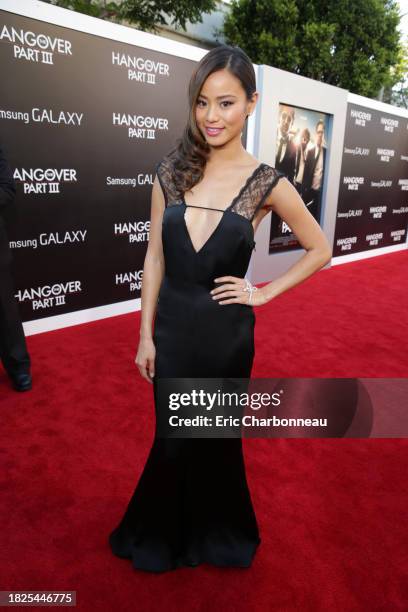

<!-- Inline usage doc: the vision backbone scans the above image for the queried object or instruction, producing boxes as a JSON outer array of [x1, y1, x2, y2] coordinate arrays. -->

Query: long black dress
[[109, 157, 285, 572]]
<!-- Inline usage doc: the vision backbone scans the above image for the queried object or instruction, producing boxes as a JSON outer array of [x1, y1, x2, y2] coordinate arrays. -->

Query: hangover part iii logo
[[336, 236, 357, 251], [112, 51, 170, 83], [343, 176, 364, 191], [114, 221, 150, 244], [115, 270, 143, 293], [380, 116, 398, 133], [13, 167, 78, 194], [350, 108, 372, 127], [113, 112, 168, 139], [15, 281, 82, 311], [0, 24, 73, 64]]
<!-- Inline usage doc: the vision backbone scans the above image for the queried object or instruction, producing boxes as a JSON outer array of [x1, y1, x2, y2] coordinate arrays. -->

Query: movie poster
[[269, 103, 331, 254]]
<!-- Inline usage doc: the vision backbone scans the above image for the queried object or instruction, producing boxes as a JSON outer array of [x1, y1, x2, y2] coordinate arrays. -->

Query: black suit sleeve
[[0, 145, 16, 213]]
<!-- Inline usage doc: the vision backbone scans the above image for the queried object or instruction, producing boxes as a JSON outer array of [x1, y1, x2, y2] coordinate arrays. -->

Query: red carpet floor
[[1, 250, 407, 611]]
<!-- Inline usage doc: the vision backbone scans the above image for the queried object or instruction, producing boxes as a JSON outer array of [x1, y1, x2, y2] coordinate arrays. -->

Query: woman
[[109, 44, 331, 572]]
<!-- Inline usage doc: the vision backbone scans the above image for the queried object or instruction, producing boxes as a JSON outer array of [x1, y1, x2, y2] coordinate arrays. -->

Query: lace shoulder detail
[[155, 157, 183, 207], [230, 163, 285, 221]]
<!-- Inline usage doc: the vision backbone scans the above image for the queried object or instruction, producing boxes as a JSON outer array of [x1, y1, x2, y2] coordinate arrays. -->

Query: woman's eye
[[196, 100, 233, 108]]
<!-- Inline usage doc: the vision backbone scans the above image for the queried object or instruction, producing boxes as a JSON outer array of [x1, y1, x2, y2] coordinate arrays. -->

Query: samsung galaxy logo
[[10, 230, 87, 250], [337, 209, 363, 218], [344, 146, 370, 156], [106, 175, 153, 187], [371, 180, 392, 188], [0, 107, 83, 125]]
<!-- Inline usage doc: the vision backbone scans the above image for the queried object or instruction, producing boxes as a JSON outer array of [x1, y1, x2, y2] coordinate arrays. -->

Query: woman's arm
[[139, 174, 166, 339], [135, 174, 166, 382], [260, 178, 332, 304]]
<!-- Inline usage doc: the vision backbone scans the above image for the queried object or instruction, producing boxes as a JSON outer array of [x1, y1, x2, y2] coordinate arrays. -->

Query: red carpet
[[1, 250, 407, 611]]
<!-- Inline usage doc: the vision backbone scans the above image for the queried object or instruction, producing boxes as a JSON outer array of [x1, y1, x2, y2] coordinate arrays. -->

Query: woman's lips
[[205, 127, 224, 136]]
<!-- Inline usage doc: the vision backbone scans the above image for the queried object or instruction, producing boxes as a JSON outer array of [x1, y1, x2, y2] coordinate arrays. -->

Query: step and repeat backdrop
[[0, 7, 197, 326], [0, 2, 407, 333], [333, 101, 408, 256]]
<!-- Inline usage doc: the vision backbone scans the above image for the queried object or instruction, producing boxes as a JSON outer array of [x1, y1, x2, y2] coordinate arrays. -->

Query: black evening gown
[[109, 157, 285, 572]]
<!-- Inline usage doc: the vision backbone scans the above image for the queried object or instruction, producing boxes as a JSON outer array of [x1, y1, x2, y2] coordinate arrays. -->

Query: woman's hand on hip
[[210, 275, 268, 306]]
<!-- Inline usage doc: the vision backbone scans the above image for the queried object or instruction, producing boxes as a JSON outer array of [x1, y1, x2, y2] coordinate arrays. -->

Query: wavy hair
[[165, 44, 256, 194]]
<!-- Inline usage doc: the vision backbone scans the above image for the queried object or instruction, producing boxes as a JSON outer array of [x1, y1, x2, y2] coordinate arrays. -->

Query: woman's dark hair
[[165, 44, 256, 194]]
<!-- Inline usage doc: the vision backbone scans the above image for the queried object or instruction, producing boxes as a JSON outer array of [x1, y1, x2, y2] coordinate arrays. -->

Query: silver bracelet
[[243, 278, 258, 305]]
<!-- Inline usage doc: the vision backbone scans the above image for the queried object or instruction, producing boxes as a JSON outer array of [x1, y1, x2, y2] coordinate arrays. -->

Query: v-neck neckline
[[182, 162, 265, 255], [182, 204, 226, 255]]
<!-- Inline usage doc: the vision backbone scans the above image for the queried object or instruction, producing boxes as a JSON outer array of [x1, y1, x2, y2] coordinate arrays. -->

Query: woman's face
[[195, 68, 257, 146]]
